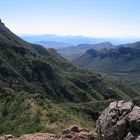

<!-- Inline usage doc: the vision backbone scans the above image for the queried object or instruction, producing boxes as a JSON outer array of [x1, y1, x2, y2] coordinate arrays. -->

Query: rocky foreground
[[96, 100, 140, 140], [0, 100, 140, 140]]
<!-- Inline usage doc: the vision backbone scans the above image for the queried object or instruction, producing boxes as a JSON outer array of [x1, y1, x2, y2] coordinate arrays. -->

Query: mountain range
[[21, 34, 140, 46], [0, 19, 139, 136], [34, 41, 70, 49], [58, 42, 114, 60], [73, 42, 140, 92]]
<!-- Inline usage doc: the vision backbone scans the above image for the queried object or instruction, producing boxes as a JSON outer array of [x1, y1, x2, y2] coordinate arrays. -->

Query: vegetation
[[0, 20, 139, 136], [0, 91, 97, 136], [73, 45, 140, 93]]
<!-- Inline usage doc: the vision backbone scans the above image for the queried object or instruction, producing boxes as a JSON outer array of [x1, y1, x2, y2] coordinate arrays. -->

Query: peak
[[0, 19, 5, 26]]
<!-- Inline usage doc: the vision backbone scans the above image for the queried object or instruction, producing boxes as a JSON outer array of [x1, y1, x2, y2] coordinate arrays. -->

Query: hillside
[[118, 41, 140, 49], [58, 42, 114, 60], [73, 44, 140, 92], [0, 20, 139, 136]]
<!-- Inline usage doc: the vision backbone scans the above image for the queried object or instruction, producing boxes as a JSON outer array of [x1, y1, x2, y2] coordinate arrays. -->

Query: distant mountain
[[1, 20, 138, 136], [73, 42, 140, 92], [58, 42, 115, 60], [34, 41, 70, 49], [21, 34, 104, 45], [117, 41, 140, 49], [21, 34, 140, 46]]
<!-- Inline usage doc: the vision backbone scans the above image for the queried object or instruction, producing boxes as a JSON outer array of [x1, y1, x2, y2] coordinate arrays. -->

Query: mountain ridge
[[58, 42, 114, 60], [0, 19, 139, 136], [73, 43, 140, 92]]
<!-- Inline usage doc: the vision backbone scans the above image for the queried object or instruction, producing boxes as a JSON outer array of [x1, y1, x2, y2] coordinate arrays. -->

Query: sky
[[0, 0, 140, 38]]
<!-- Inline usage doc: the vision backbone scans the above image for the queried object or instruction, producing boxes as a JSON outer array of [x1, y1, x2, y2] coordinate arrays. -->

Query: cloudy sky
[[0, 0, 140, 37]]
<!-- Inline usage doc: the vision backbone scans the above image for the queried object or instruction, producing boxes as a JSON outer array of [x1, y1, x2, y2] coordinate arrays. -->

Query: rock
[[60, 125, 97, 140], [0, 126, 97, 140], [96, 100, 140, 140], [62, 125, 80, 134], [17, 133, 56, 140], [124, 132, 137, 140], [128, 106, 140, 132], [0, 134, 15, 140], [0, 100, 139, 140]]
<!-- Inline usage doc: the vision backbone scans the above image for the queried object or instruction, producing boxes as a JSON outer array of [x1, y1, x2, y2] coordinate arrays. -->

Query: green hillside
[[0, 20, 139, 136], [73, 45, 140, 92]]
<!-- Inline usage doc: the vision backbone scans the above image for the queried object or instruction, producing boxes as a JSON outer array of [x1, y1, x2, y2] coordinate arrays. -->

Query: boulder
[[60, 125, 97, 140], [96, 100, 140, 140]]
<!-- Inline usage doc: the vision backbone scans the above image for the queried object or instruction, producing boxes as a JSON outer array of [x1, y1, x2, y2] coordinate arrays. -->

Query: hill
[[58, 42, 114, 60], [118, 41, 140, 49], [73, 43, 140, 92], [0, 19, 139, 136]]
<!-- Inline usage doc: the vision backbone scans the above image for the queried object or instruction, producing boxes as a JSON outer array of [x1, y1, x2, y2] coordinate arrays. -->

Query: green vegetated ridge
[[73, 44, 140, 93], [0, 20, 139, 136]]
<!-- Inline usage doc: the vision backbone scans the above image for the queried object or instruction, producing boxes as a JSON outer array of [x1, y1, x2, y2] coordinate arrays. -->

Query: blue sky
[[0, 0, 140, 37]]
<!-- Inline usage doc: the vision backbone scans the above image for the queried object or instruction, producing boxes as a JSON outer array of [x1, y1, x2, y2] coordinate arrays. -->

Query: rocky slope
[[0, 100, 139, 140]]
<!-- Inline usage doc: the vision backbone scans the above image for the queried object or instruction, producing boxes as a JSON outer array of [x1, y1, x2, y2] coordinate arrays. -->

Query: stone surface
[[95, 100, 140, 140], [60, 125, 97, 140], [0, 125, 97, 140]]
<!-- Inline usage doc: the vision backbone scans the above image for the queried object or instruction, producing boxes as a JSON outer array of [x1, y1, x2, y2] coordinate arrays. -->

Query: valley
[[0, 19, 139, 137], [61, 42, 140, 93]]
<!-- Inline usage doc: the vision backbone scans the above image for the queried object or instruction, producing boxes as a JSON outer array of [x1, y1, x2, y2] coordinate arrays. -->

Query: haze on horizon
[[0, 0, 140, 38]]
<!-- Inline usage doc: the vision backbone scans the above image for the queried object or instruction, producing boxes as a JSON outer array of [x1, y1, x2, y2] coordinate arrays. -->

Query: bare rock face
[[0, 125, 97, 140], [60, 125, 97, 140], [95, 100, 140, 140], [0, 133, 56, 140]]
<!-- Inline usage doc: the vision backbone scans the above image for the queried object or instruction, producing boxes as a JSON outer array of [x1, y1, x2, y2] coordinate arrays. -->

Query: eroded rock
[[0, 125, 97, 140], [60, 125, 97, 140], [96, 100, 140, 140]]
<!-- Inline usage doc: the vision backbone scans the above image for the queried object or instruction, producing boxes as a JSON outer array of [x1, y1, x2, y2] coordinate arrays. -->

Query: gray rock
[[96, 100, 140, 140]]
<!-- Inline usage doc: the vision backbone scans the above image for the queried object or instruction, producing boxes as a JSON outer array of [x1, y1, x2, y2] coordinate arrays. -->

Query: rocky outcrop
[[95, 100, 140, 140], [0, 133, 56, 140], [0, 125, 97, 140], [60, 125, 97, 140]]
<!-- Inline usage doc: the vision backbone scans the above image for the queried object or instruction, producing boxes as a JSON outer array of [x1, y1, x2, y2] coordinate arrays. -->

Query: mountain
[[73, 43, 140, 92], [21, 34, 104, 45], [21, 34, 140, 46], [117, 41, 140, 49], [34, 41, 70, 49], [0, 19, 139, 136], [58, 42, 114, 60]]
